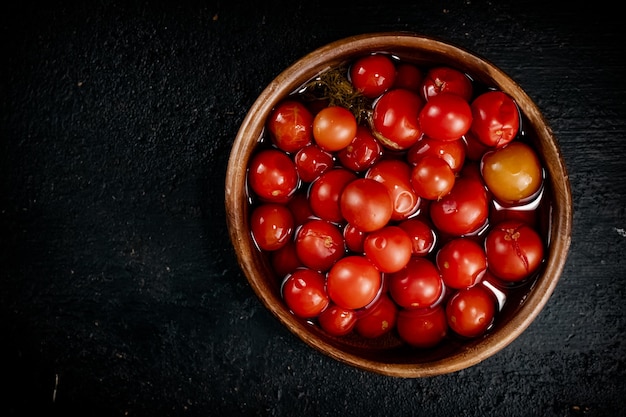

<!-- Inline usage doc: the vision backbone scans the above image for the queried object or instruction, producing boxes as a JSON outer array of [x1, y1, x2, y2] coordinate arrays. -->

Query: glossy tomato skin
[[397, 217, 436, 256], [313, 106, 358, 152], [396, 305, 448, 348], [446, 284, 496, 338], [388, 257, 444, 309], [317, 304, 358, 336], [470, 90, 520, 148], [355, 293, 398, 338], [365, 159, 420, 221], [293, 144, 334, 183], [481, 141, 543, 205], [349, 54, 397, 98], [267, 100, 314, 153], [410, 155, 456, 201], [343, 223, 366, 253], [363, 225, 413, 273], [308, 168, 357, 223], [247, 148, 299, 203], [418, 93, 472, 142], [281, 268, 330, 318], [436, 238, 487, 289], [337, 125, 384, 173], [371, 88, 424, 150], [340, 178, 393, 232], [421, 66, 473, 102], [294, 219, 345, 272], [250, 203, 294, 251], [326, 255, 382, 310], [429, 176, 490, 237], [484, 220, 544, 282], [407, 135, 466, 173]]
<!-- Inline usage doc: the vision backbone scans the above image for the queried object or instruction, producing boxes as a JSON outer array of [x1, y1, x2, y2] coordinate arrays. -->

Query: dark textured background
[[1, 1, 625, 416]]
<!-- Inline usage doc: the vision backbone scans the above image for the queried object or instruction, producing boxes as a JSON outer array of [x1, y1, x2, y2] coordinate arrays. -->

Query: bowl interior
[[225, 32, 572, 377]]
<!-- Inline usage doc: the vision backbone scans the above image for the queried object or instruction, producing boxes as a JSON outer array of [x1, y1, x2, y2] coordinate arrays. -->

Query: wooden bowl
[[225, 32, 572, 377]]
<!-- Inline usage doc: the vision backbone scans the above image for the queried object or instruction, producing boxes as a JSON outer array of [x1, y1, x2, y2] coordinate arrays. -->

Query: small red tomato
[[397, 217, 436, 256], [393, 63, 423, 92], [429, 176, 490, 236], [313, 106, 358, 152], [418, 93, 472, 142], [293, 144, 334, 183], [343, 223, 366, 253], [294, 219, 345, 272], [371, 88, 424, 150], [446, 285, 496, 338], [266, 100, 314, 153], [484, 220, 544, 282], [436, 238, 487, 289], [308, 168, 357, 223], [355, 293, 398, 338], [250, 203, 294, 251], [326, 255, 382, 310], [366, 159, 420, 221], [247, 149, 299, 203], [396, 305, 448, 348], [281, 268, 329, 318], [421, 66, 473, 102], [350, 54, 397, 98], [340, 178, 393, 232], [337, 125, 383, 173], [410, 155, 456, 201], [407, 135, 466, 173], [388, 257, 443, 309], [363, 225, 413, 273], [470, 90, 520, 148], [317, 304, 358, 336]]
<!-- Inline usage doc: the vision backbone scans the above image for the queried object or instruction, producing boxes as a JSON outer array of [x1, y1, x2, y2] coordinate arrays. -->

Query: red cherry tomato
[[436, 237, 487, 289], [250, 203, 294, 251], [388, 257, 443, 309], [271, 241, 302, 279], [393, 63, 423, 92], [294, 219, 345, 272], [326, 255, 382, 310], [363, 225, 412, 273], [421, 66, 473, 102], [365, 159, 420, 220], [371, 88, 424, 150], [446, 284, 496, 338], [317, 304, 358, 336], [293, 143, 334, 183], [337, 125, 383, 173], [396, 305, 448, 348], [407, 135, 466, 173], [397, 217, 436, 256], [429, 176, 490, 236], [410, 155, 456, 201], [418, 93, 472, 142], [355, 293, 398, 338], [308, 168, 357, 223], [247, 148, 299, 203], [281, 268, 330, 318], [340, 178, 393, 232], [312, 106, 358, 152], [481, 141, 543, 205], [484, 220, 544, 282], [343, 223, 366, 253], [349, 54, 397, 98], [470, 90, 520, 148], [266, 100, 314, 153]]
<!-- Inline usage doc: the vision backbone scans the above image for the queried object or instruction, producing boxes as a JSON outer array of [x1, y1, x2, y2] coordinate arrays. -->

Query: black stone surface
[[1, 1, 625, 416]]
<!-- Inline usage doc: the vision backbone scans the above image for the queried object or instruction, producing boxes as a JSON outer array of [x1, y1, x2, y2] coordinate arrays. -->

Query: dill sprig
[[301, 66, 373, 125]]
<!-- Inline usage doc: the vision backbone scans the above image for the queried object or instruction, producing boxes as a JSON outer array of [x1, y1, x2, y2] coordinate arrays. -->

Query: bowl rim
[[225, 31, 573, 378]]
